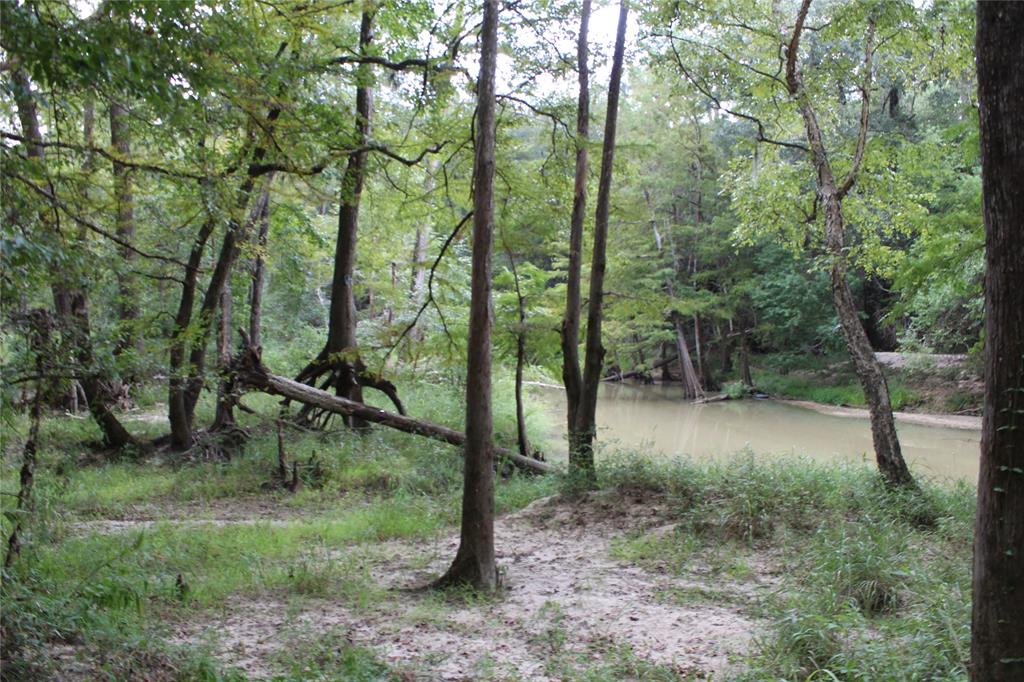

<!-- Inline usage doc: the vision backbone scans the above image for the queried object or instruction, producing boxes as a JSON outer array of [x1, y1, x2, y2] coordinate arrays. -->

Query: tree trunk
[[168, 214, 217, 449], [434, 0, 500, 591], [294, 11, 376, 427], [232, 345, 550, 474], [718, 324, 733, 375], [249, 181, 273, 347], [507, 251, 532, 459], [672, 312, 703, 399], [5, 311, 49, 568], [211, 283, 235, 431], [786, 7, 913, 487], [183, 161, 274, 419], [573, 0, 629, 486], [739, 328, 753, 388], [561, 0, 591, 476], [109, 100, 141, 364], [971, 5, 1024, 678]]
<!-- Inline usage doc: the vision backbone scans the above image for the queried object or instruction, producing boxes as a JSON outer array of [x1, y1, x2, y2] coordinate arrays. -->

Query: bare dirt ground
[[172, 494, 771, 680]]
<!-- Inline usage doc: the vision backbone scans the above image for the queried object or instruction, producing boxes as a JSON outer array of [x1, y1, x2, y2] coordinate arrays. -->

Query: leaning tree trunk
[[971, 4, 1024, 679], [433, 0, 500, 591], [827, 234, 912, 487], [573, 0, 629, 487], [168, 213, 217, 449], [560, 0, 591, 476], [232, 344, 550, 474], [182, 136, 278, 420], [672, 312, 703, 399], [785, 4, 913, 487], [211, 283, 235, 431]]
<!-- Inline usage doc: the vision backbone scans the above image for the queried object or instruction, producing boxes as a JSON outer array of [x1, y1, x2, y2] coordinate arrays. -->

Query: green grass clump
[[270, 628, 393, 681]]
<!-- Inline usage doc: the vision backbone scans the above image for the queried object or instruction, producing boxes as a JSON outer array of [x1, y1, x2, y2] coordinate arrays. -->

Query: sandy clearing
[[782, 399, 981, 431], [179, 494, 769, 680]]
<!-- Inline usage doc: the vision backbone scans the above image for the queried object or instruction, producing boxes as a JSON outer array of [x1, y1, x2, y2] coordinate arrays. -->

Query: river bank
[[746, 351, 983, 416]]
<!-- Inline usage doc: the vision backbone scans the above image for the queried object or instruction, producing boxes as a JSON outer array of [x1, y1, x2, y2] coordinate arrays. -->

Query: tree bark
[[561, 0, 591, 476], [435, 0, 500, 590], [739, 327, 753, 388], [573, 0, 629, 486], [672, 312, 703, 399], [971, 4, 1024, 679], [168, 213, 217, 449], [183, 146, 277, 419], [785, 2, 913, 487], [109, 100, 141, 363], [5, 311, 49, 569], [249, 180, 273, 347], [211, 283, 235, 431], [507, 250, 532, 459]]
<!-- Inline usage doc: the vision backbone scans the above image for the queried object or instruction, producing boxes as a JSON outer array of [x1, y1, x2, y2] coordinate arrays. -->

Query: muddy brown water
[[535, 383, 980, 483]]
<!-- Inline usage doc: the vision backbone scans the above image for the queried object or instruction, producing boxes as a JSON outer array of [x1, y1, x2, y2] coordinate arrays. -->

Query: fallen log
[[232, 342, 552, 474]]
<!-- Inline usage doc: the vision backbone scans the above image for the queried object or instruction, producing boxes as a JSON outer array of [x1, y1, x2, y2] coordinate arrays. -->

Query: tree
[[433, 0, 500, 590], [294, 10, 376, 426], [783, 0, 914, 487], [561, 0, 592, 479], [570, 0, 630, 486], [971, 3, 1024, 678]]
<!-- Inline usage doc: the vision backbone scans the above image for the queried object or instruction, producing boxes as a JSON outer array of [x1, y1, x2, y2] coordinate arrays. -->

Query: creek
[[535, 383, 980, 482]]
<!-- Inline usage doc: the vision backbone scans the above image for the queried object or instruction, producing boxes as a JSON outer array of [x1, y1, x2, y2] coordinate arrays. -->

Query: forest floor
[[2, 385, 975, 681], [158, 492, 767, 680]]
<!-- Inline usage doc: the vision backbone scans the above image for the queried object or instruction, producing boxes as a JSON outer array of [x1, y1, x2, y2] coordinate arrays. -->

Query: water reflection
[[537, 383, 980, 482]]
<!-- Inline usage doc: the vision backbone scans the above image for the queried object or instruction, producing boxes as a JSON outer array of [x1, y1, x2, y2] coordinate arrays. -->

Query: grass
[[752, 369, 920, 411], [595, 454, 974, 681], [1, 375, 975, 681]]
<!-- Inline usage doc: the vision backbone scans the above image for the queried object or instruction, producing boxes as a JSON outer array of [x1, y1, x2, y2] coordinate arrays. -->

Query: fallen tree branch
[[233, 340, 551, 474]]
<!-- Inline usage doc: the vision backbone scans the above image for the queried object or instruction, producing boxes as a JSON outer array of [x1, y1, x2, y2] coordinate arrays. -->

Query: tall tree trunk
[[971, 5, 1024, 678], [109, 100, 141, 365], [294, 11, 375, 427], [211, 283, 235, 431], [560, 0, 591, 475], [718, 323, 733, 375], [739, 327, 753, 388], [785, 4, 913, 487], [183, 146, 277, 419], [434, 0, 499, 590], [507, 250, 532, 459], [168, 213, 217, 449], [573, 0, 629, 486], [4, 311, 48, 569], [672, 312, 703, 399], [249, 180, 273, 347]]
